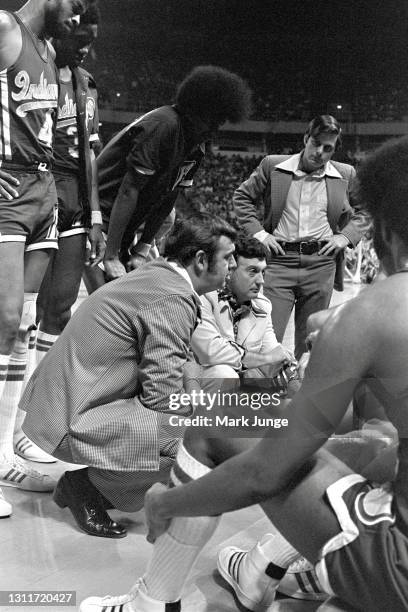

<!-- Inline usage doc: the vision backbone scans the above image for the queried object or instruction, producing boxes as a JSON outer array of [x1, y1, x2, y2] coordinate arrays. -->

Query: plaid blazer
[[233, 155, 367, 290], [21, 259, 201, 471]]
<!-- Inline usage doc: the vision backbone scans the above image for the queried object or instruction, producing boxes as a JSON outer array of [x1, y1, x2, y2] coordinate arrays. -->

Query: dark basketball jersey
[[54, 67, 99, 174], [97, 105, 204, 227], [0, 13, 58, 166]]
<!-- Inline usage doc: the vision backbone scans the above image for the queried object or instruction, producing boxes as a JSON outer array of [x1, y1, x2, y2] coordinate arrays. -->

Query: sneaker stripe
[[15, 473, 26, 483], [295, 571, 310, 594], [306, 569, 321, 593], [231, 551, 245, 583], [4, 469, 16, 481], [227, 551, 241, 579], [18, 440, 32, 452]]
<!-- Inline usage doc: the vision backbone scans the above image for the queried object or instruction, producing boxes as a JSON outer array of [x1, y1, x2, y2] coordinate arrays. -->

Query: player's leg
[[14, 238, 86, 463], [38, 233, 87, 334], [0, 242, 26, 466], [82, 262, 106, 294], [0, 246, 56, 490], [217, 426, 398, 609]]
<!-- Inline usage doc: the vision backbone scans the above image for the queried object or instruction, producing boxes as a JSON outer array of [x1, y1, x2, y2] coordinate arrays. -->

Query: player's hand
[[258, 344, 294, 377], [260, 234, 285, 256], [318, 234, 349, 256], [145, 483, 172, 544], [103, 256, 126, 280], [0, 169, 19, 200], [87, 225, 105, 267], [267, 344, 294, 366]]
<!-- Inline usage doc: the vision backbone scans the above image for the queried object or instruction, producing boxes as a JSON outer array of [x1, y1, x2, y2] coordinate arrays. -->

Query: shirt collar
[[275, 153, 342, 178], [167, 260, 198, 297]]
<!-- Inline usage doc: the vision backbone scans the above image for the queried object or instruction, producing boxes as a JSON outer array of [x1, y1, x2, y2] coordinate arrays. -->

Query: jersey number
[[38, 110, 54, 149]]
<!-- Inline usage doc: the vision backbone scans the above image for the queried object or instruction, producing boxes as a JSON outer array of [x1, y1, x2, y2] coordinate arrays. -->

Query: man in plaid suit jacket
[[19, 213, 236, 538]]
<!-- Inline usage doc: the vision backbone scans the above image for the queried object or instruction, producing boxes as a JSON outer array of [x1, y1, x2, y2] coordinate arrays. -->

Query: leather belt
[[282, 240, 328, 255]]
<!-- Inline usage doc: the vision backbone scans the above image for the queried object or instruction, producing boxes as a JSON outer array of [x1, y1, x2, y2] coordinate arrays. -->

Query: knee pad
[[18, 293, 38, 342]]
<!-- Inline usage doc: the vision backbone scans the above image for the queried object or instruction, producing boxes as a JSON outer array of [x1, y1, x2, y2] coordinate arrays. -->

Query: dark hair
[[164, 212, 236, 268], [235, 235, 267, 261], [356, 136, 408, 246], [81, 1, 100, 25], [176, 65, 252, 125], [304, 115, 342, 148]]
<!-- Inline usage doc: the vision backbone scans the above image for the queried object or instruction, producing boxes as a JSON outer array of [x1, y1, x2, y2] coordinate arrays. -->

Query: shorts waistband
[[1, 162, 50, 173]]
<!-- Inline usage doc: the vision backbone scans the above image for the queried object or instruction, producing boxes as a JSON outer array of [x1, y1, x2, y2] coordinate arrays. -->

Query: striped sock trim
[[5, 362, 26, 382], [294, 569, 322, 595], [28, 333, 36, 351], [170, 443, 212, 488], [36, 338, 56, 353], [0, 356, 10, 383]]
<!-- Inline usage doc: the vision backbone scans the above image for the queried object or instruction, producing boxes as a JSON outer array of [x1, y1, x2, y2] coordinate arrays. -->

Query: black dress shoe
[[53, 470, 127, 538]]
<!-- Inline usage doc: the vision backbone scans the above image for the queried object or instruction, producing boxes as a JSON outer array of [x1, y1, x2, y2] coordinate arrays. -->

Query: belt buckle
[[299, 241, 309, 254], [37, 162, 48, 172]]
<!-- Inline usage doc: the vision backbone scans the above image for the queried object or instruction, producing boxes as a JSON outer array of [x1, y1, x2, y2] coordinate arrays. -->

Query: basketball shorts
[[0, 169, 58, 251], [54, 172, 89, 238], [315, 474, 408, 611]]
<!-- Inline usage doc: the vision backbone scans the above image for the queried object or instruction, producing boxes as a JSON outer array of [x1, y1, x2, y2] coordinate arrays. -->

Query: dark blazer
[[233, 154, 367, 290]]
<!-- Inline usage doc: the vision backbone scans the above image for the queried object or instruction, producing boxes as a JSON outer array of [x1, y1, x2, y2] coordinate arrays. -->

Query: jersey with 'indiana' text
[[0, 12, 58, 166]]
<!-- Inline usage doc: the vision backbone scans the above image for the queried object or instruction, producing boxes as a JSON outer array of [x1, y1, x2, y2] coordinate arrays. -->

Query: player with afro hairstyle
[[176, 64, 252, 127], [85, 65, 252, 289]]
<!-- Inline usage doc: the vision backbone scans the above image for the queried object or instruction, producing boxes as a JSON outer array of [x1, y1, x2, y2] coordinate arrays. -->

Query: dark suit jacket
[[233, 154, 367, 290]]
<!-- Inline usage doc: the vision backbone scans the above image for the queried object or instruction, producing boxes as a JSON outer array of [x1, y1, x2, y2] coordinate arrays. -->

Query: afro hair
[[176, 65, 252, 125]]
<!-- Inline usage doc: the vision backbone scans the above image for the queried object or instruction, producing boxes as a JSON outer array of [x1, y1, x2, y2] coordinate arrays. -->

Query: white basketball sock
[[35, 329, 58, 365], [0, 340, 27, 461], [144, 444, 220, 602], [13, 328, 37, 437]]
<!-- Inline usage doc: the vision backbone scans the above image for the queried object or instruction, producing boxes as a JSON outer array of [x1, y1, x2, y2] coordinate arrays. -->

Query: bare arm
[[0, 14, 22, 199], [103, 171, 140, 278], [87, 151, 105, 266], [0, 11, 20, 70]]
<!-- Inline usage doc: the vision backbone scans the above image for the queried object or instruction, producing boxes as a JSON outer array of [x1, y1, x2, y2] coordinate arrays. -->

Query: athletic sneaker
[[14, 434, 56, 463], [217, 545, 327, 610], [278, 556, 327, 601], [0, 455, 56, 492], [79, 578, 181, 612]]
